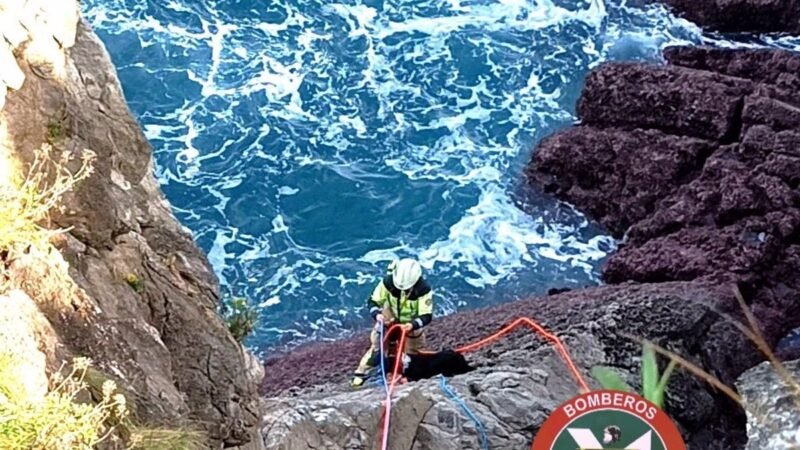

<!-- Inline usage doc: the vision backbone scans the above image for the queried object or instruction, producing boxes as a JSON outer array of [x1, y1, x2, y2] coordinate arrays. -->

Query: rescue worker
[[351, 258, 433, 388]]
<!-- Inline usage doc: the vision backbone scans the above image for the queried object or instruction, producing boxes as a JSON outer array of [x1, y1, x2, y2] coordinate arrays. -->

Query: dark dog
[[378, 350, 473, 381]]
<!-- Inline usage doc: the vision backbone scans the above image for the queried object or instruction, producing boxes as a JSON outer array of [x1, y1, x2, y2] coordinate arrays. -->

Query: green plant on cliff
[[127, 427, 204, 450], [81, 367, 205, 450], [125, 273, 145, 294], [0, 355, 206, 450], [0, 356, 128, 449], [223, 296, 259, 343], [0, 144, 95, 256], [591, 343, 678, 410], [46, 121, 65, 144]]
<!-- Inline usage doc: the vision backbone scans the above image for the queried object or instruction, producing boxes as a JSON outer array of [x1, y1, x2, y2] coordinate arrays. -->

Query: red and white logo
[[531, 390, 686, 450]]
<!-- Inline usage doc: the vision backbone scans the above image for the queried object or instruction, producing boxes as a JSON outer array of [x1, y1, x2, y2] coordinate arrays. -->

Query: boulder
[[577, 63, 751, 141], [736, 359, 800, 450], [531, 126, 715, 236], [664, 47, 800, 94]]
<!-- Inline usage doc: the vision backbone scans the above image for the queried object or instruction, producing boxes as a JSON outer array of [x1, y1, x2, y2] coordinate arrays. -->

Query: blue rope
[[439, 375, 490, 450], [378, 321, 389, 396]]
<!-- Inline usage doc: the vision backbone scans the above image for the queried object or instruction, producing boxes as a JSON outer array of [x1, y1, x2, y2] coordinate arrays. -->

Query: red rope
[[374, 324, 410, 394], [455, 317, 589, 392], [377, 317, 588, 449], [378, 324, 408, 450]]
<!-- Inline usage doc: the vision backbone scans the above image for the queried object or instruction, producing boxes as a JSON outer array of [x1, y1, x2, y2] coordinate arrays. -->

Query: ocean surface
[[81, 0, 800, 353]]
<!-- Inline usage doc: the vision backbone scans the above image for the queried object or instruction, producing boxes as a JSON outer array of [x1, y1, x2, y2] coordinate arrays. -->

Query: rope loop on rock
[[455, 317, 589, 392], [377, 317, 588, 450]]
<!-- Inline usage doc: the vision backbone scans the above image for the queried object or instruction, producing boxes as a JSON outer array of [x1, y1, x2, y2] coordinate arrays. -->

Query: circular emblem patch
[[532, 390, 686, 450]]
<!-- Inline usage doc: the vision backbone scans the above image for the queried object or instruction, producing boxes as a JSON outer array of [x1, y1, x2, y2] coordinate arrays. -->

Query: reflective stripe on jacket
[[368, 275, 433, 326]]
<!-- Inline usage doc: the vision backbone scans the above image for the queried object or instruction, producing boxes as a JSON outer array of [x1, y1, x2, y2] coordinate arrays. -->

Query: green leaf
[[651, 359, 678, 409], [642, 344, 659, 405], [590, 366, 634, 393]]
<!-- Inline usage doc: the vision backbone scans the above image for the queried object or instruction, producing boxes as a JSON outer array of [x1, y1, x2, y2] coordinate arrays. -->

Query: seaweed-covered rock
[[658, 0, 800, 34]]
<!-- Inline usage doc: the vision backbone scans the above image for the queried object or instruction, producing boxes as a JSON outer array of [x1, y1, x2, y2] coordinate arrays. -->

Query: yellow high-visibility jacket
[[368, 275, 433, 330]]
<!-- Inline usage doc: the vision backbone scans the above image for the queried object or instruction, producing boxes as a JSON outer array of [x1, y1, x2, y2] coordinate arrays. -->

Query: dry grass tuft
[[0, 144, 94, 256]]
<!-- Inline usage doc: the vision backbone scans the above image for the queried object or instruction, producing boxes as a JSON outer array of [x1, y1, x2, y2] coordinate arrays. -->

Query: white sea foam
[[207, 229, 236, 282], [417, 185, 615, 288], [82, 0, 797, 347], [260, 296, 281, 308], [278, 186, 300, 196]]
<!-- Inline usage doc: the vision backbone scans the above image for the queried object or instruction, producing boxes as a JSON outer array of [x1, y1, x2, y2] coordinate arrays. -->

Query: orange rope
[[385, 324, 408, 396], [376, 317, 588, 449], [455, 317, 589, 392], [378, 324, 408, 450]]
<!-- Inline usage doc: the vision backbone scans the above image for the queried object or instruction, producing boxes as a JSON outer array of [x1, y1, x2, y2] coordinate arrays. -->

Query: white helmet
[[392, 258, 422, 291]]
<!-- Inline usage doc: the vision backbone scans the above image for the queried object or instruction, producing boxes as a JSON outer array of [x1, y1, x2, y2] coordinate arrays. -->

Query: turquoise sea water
[[80, 0, 800, 351]]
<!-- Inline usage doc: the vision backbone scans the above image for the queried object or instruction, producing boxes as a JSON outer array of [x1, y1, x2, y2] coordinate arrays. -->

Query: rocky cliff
[[527, 44, 800, 449], [529, 46, 800, 348], [0, 1, 263, 448], [658, 0, 800, 33]]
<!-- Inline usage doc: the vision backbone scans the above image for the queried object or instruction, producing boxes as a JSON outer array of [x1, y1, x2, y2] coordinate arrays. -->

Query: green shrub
[[223, 297, 259, 343], [46, 121, 65, 144], [0, 144, 94, 256], [591, 343, 677, 409], [125, 273, 145, 294], [0, 356, 128, 450], [0, 355, 208, 449]]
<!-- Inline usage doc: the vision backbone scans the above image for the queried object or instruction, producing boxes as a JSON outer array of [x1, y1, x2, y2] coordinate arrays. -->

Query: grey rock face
[[737, 360, 800, 450], [262, 282, 755, 449], [0, 290, 59, 403], [263, 349, 589, 450]]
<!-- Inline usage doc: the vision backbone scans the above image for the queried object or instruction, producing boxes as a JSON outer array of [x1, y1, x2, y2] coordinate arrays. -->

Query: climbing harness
[[439, 375, 490, 450], [376, 317, 589, 450]]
